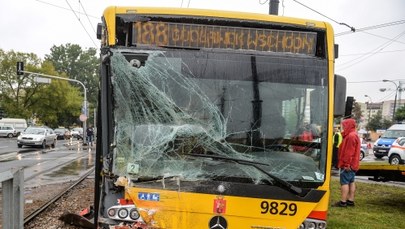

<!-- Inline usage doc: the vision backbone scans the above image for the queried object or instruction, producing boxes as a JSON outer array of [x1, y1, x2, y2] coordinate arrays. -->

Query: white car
[[387, 137, 405, 165], [17, 127, 57, 149], [70, 127, 83, 140]]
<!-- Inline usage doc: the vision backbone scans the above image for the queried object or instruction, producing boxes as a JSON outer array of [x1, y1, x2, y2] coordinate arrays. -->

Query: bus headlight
[[307, 222, 316, 229], [107, 205, 144, 223], [107, 208, 116, 217], [317, 222, 326, 229], [118, 208, 128, 219], [298, 218, 327, 229], [130, 209, 140, 220]]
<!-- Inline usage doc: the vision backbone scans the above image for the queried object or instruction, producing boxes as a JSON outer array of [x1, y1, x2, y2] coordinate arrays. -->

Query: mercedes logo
[[209, 216, 228, 229]]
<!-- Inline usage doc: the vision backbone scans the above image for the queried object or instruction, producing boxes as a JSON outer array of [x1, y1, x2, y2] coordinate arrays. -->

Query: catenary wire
[[65, 0, 98, 48], [336, 19, 405, 37], [34, 0, 98, 19], [338, 29, 405, 71], [292, 0, 355, 32], [79, 0, 97, 35]]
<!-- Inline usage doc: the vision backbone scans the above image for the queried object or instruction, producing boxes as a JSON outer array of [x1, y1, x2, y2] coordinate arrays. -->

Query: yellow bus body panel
[[126, 186, 326, 229]]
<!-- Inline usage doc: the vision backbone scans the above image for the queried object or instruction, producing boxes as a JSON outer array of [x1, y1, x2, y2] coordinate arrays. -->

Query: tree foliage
[[395, 105, 405, 122], [351, 101, 363, 123], [44, 43, 99, 106], [366, 110, 392, 131], [0, 49, 83, 128]]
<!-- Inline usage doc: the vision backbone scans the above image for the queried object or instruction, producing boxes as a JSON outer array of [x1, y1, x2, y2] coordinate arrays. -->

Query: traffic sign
[[79, 114, 88, 122]]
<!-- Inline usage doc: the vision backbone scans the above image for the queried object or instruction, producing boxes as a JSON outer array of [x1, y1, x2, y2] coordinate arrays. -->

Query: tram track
[[23, 167, 95, 226]]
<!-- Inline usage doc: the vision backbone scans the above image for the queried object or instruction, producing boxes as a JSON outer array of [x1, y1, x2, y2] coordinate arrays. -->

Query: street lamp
[[16, 62, 88, 144], [364, 95, 372, 121], [382, 79, 398, 122]]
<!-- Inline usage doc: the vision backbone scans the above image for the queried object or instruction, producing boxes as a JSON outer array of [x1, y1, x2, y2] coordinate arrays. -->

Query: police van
[[373, 124, 405, 159]]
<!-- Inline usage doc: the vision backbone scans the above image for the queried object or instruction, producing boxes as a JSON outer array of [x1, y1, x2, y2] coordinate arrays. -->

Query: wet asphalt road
[[0, 137, 95, 187]]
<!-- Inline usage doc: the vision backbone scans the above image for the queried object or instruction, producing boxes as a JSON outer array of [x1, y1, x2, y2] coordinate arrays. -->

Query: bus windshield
[[111, 49, 328, 186]]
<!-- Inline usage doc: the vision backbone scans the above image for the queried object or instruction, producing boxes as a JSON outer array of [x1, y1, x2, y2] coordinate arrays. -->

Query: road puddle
[[46, 157, 94, 177]]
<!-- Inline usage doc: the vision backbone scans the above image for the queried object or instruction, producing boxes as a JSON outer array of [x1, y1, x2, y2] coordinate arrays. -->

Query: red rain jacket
[[338, 119, 360, 171]]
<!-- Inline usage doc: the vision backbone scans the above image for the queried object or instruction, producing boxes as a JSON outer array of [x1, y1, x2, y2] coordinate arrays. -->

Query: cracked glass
[[110, 48, 328, 186]]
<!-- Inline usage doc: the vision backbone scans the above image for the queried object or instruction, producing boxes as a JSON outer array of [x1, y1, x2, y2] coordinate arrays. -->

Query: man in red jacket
[[336, 118, 360, 207]]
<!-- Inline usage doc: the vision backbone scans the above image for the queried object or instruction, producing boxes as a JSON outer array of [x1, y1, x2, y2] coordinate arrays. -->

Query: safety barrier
[[0, 168, 24, 228]]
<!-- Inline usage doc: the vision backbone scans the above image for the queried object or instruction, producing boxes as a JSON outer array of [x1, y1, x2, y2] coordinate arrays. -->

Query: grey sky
[[1, 0, 404, 103]]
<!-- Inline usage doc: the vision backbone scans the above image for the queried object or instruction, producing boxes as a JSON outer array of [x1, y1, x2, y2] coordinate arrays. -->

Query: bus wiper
[[186, 153, 304, 196]]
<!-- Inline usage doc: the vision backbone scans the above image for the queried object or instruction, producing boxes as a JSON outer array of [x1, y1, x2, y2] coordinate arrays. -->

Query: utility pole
[[382, 79, 398, 122], [269, 0, 279, 15], [398, 81, 403, 109]]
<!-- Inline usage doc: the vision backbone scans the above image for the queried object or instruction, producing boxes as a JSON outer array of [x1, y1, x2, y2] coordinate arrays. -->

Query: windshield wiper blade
[[186, 153, 304, 196]]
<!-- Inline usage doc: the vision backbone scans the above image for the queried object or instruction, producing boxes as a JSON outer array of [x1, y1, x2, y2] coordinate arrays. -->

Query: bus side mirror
[[334, 44, 339, 59], [97, 23, 102, 40], [334, 74, 346, 117]]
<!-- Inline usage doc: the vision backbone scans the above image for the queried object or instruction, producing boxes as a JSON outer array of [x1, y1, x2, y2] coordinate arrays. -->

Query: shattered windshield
[[110, 49, 328, 186]]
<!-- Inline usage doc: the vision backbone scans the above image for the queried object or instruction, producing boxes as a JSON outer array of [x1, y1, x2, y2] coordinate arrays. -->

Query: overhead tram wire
[[292, 0, 355, 32], [336, 19, 405, 37], [79, 0, 97, 35], [337, 29, 405, 71], [347, 80, 397, 103], [34, 0, 98, 19], [340, 48, 405, 57], [358, 31, 405, 45], [65, 0, 98, 48]]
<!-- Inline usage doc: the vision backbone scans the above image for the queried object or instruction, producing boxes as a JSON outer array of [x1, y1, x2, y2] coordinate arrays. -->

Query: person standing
[[86, 125, 94, 147], [335, 118, 360, 207], [332, 125, 342, 169]]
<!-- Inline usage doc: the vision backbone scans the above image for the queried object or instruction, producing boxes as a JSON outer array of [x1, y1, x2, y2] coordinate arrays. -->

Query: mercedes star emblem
[[209, 216, 228, 229]]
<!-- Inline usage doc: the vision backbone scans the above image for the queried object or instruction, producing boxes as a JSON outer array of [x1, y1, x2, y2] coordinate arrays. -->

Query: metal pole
[[393, 91, 397, 122], [22, 70, 88, 144], [269, 0, 279, 15], [383, 80, 398, 122], [398, 81, 403, 109], [364, 95, 372, 123]]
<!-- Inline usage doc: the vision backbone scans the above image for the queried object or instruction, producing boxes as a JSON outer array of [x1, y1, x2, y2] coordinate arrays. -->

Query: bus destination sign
[[133, 21, 317, 55]]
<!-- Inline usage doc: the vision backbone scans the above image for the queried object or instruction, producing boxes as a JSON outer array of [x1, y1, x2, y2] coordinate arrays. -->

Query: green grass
[[327, 177, 405, 229]]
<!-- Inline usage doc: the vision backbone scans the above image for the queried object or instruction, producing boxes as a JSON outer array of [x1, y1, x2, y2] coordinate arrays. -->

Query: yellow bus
[[95, 6, 346, 229]]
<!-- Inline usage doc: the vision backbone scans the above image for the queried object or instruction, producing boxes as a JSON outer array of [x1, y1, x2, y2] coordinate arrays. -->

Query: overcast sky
[[1, 0, 404, 103]]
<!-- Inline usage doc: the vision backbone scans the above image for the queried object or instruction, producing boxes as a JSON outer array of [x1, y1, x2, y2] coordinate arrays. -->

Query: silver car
[[17, 127, 57, 148], [0, 126, 17, 138]]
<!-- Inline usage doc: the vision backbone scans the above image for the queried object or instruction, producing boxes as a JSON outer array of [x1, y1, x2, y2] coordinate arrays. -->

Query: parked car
[[0, 125, 17, 138], [388, 137, 405, 165], [0, 118, 27, 135], [70, 127, 83, 140], [360, 141, 368, 161], [17, 126, 57, 149], [54, 128, 72, 140]]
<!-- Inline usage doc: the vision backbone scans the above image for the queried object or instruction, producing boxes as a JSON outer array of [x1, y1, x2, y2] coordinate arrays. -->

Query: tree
[[29, 61, 82, 128], [366, 110, 392, 131], [0, 49, 42, 118], [352, 101, 363, 123], [45, 44, 99, 106], [394, 105, 405, 123], [0, 49, 82, 127]]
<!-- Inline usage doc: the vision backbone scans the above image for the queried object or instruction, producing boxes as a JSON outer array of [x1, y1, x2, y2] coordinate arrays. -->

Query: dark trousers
[[332, 146, 338, 168]]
